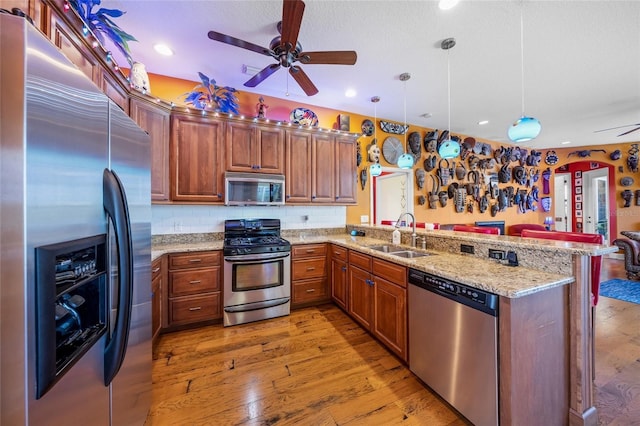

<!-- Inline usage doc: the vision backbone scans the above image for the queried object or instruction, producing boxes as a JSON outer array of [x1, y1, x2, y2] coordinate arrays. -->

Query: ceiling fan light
[[438, 139, 460, 159], [508, 116, 541, 142], [369, 163, 382, 177], [397, 153, 415, 169]]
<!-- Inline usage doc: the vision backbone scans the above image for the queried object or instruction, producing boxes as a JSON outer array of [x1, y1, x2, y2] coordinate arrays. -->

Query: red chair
[[521, 229, 604, 306], [411, 222, 439, 229], [452, 225, 501, 235], [508, 223, 546, 237]]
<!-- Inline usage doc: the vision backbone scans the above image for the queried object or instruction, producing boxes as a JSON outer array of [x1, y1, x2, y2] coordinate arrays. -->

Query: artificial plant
[[69, 0, 137, 65], [183, 72, 240, 114]]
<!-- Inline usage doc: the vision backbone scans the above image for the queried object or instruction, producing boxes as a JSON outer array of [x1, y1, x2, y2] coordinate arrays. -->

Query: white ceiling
[[102, 0, 640, 149]]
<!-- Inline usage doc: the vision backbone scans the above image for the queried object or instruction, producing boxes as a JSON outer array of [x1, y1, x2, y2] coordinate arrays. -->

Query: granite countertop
[[152, 233, 577, 299]]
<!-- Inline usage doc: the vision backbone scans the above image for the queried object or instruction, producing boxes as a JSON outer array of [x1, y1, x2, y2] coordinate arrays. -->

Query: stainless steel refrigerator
[[0, 13, 151, 425]]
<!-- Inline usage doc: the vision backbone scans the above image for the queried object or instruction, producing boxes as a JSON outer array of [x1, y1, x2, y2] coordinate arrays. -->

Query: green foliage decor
[[183, 72, 240, 114]]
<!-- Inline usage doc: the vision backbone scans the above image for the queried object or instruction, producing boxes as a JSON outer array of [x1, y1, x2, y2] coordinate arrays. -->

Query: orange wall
[[144, 72, 639, 238]]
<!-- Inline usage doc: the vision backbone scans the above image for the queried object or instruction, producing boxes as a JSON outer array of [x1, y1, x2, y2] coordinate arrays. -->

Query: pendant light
[[438, 37, 460, 159], [369, 96, 382, 177], [508, 1, 541, 142], [396, 72, 415, 169]]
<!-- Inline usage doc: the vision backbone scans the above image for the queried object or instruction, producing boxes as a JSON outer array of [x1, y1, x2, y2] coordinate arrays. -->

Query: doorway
[[583, 168, 610, 243], [554, 174, 572, 232], [370, 167, 414, 225]]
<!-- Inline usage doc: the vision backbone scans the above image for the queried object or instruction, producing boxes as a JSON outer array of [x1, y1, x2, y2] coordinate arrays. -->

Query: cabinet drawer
[[330, 244, 348, 261], [169, 293, 221, 325], [169, 267, 220, 296], [293, 278, 328, 304], [169, 251, 220, 269], [292, 243, 327, 258], [151, 258, 163, 280], [372, 258, 407, 288], [292, 258, 326, 280], [349, 250, 372, 270]]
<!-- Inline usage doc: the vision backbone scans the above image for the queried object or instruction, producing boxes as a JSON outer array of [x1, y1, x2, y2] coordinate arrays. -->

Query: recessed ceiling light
[[561, 141, 572, 145], [478, 120, 489, 125], [345, 89, 357, 98], [439, 0, 460, 10], [154, 43, 173, 56], [420, 113, 433, 118]]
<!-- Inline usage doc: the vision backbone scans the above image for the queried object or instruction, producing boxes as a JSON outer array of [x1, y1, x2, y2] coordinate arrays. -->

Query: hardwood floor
[[147, 258, 640, 425]]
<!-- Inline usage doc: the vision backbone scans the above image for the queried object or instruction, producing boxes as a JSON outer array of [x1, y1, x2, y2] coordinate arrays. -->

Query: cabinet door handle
[[189, 259, 202, 263], [152, 267, 160, 273], [189, 280, 202, 284], [306, 289, 316, 293], [306, 267, 315, 271], [341, 266, 347, 271], [305, 249, 316, 253], [188, 306, 202, 311]]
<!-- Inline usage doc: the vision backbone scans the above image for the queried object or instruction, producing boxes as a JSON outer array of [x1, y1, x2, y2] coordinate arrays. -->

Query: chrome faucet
[[395, 212, 417, 248]]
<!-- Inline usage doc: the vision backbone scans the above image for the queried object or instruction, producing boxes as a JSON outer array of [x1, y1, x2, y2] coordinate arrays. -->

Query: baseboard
[[607, 252, 624, 260]]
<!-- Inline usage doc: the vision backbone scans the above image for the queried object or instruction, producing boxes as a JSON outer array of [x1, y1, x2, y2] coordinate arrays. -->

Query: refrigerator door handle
[[102, 168, 133, 386]]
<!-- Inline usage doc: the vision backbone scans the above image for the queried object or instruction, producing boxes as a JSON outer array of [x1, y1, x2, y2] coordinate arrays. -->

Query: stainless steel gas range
[[222, 219, 291, 326]]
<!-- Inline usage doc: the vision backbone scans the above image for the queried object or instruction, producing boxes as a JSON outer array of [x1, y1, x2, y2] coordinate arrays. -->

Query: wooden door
[[170, 115, 225, 202], [256, 126, 284, 173], [348, 265, 373, 330], [285, 130, 312, 202], [334, 134, 357, 204], [311, 133, 334, 203], [373, 277, 407, 361], [130, 97, 170, 201], [225, 121, 255, 172], [331, 257, 348, 311]]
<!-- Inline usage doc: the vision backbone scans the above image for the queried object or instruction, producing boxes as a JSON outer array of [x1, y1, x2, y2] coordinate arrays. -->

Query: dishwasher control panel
[[408, 269, 498, 315]]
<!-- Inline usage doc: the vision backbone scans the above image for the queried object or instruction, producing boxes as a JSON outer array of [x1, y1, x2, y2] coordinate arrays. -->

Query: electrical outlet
[[489, 249, 506, 260], [460, 244, 475, 254], [360, 215, 369, 224]]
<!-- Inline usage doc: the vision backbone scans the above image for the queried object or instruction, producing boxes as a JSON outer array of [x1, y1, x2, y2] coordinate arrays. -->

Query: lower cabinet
[[291, 243, 329, 307], [151, 257, 165, 344], [167, 251, 222, 327], [330, 244, 348, 311], [342, 249, 408, 361]]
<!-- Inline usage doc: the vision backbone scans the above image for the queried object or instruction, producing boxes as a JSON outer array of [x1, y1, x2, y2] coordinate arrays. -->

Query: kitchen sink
[[368, 244, 406, 253], [390, 250, 432, 258]]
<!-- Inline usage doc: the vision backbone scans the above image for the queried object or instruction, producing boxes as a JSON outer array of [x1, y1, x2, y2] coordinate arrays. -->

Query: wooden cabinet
[[307, 132, 357, 204], [130, 96, 170, 202], [226, 121, 284, 173], [167, 251, 222, 327], [334, 134, 357, 203], [345, 250, 407, 361], [170, 114, 225, 202], [151, 257, 165, 344], [285, 130, 313, 203], [330, 244, 348, 311], [291, 243, 329, 307], [50, 11, 99, 83]]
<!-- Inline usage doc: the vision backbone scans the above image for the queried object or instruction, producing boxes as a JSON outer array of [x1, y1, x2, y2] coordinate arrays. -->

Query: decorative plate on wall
[[290, 108, 319, 126], [382, 136, 404, 165], [380, 120, 409, 135]]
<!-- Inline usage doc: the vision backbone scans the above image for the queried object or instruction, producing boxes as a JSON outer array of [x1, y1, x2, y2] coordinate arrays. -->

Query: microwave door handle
[[102, 169, 133, 386]]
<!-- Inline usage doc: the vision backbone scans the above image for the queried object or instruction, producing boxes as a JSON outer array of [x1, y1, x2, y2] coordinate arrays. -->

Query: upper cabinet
[[285, 130, 313, 203], [226, 121, 284, 174], [334, 134, 357, 204], [170, 114, 225, 203], [130, 95, 171, 202], [310, 132, 357, 204]]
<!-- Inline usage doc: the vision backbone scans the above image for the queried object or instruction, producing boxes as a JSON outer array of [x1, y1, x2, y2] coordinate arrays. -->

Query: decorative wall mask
[[621, 176, 634, 186], [424, 131, 438, 152], [635, 190, 640, 206], [545, 150, 558, 165], [447, 182, 459, 200], [418, 195, 426, 205], [610, 149, 621, 161], [622, 189, 633, 207], [479, 192, 489, 213], [408, 132, 422, 157], [428, 175, 440, 209], [567, 149, 606, 158], [455, 187, 467, 213], [455, 161, 466, 180], [356, 142, 362, 167], [360, 168, 367, 190], [415, 169, 426, 190], [438, 190, 449, 207], [424, 155, 437, 172], [438, 159, 451, 185], [367, 141, 381, 163], [541, 196, 552, 212], [542, 168, 551, 194]]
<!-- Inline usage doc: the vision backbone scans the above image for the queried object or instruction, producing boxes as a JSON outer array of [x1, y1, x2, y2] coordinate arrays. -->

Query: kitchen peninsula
[[152, 226, 616, 425]]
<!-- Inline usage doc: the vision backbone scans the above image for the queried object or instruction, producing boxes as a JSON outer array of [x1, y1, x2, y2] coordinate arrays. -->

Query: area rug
[[599, 279, 640, 305]]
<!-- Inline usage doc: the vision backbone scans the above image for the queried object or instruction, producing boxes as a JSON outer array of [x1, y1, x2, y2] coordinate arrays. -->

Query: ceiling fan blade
[[594, 123, 640, 133], [298, 51, 357, 65], [289, 65, 318, 96], [281, 0, 305, 49], [208, 31, 271, 56], [244, 64, 281, 87], [617, 126, 640, 137]]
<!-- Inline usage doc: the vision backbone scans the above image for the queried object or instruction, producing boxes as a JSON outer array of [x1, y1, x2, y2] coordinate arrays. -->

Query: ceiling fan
[[594, 123, 640, 137], [207, 0, 357, 96]]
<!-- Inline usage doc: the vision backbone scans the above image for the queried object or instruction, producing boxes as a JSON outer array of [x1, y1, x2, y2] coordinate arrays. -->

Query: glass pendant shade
[[438, 138, 460, 159], [397, 153, 414, 169], [508, 116, 541, 142], [369, 163, 382, 177]]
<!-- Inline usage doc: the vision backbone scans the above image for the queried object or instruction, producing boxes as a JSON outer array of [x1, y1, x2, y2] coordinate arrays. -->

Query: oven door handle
[[224, 252, 290, 263]]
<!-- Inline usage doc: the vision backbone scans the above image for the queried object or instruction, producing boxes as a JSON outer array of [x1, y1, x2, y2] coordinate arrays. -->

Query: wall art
[[575, 186, 582, 195]]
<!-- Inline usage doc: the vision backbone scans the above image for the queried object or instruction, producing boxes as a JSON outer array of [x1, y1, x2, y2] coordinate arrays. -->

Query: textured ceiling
[[102, 0, 640, 149]]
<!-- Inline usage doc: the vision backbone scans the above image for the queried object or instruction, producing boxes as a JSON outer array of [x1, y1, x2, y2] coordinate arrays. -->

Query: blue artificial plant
[[69, 0, 137, 65], [183, 72, 240, 114]]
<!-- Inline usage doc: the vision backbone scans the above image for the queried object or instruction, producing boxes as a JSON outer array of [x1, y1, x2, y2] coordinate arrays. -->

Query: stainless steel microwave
[[224, 172, 285, 206]]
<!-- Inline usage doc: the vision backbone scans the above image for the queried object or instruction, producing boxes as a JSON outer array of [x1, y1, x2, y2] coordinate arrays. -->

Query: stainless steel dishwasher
[[408, 268, 499, 426]]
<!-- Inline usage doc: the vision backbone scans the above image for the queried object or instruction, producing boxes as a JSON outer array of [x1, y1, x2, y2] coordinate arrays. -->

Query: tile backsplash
[[151, 204, 347, 235]]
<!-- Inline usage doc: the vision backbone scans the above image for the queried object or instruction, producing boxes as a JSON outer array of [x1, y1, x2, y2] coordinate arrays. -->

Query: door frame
[[370, 167, 414, 225]]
